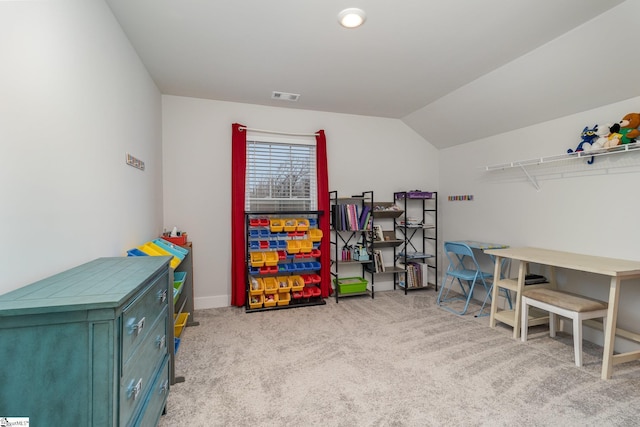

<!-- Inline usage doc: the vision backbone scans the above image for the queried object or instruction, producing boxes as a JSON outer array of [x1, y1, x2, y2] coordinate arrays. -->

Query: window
[[245, 137, 317, 212]]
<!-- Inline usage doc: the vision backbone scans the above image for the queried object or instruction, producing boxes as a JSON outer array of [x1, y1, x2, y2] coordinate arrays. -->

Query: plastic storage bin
[[153, 238, 188, 259], [249, 293, 264, 309], [250, 252, 266, 267], [162, 234, 187, 246], [290, 275, 305, 292], [127, 248, 148, 257], [270, 219, 284, 232], [263, 277, 278, 294], [276, 276, 292, 292], [138, 242, 181, 269], [395, 191, 433, 199], [249, 277, 264, 295], [277, 292, 291, 306], [309, 229, 323, 242], [264, 251, 279, 266], [299, 240, 313, 253], [283, 219, 297, 232], [296, 218, 310, 231], [174, 312, 190, 338], [173, 271, 187, 304], [334, 277, 368, 294], [263, 293, 278, 308], [286, 240, 301, 254]]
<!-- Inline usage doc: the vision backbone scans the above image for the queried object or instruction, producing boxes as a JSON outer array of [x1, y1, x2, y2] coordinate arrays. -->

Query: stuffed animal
[[588, 123, 616, 150], [615, 112, 640, 144], [568, 125, 598, 154], [583, 123, 612, 151], [568, 125, 598, 164]]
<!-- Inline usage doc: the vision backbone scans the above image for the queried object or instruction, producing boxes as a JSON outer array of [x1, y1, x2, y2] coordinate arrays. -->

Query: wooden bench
[[521, 288, 608, 367]]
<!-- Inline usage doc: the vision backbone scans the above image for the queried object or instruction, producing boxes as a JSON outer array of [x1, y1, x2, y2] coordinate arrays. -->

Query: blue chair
[[477, 257, 513, 317], [437, 241, 494, 315]]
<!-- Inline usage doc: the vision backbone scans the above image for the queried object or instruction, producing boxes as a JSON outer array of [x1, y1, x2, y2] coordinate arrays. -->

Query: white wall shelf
[[484, 141, 640, 190]]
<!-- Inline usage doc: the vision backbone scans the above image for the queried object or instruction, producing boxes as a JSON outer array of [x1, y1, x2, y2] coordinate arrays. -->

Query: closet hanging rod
[[238, 126, 319, 137]]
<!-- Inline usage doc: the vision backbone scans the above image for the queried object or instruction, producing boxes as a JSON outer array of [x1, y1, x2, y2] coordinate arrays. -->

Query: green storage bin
[[334, 276, 368, 294]]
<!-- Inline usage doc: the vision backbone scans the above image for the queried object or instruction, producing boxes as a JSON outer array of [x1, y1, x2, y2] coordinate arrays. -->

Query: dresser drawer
[[120, 312, 168, 426], [122, 273, 169, 362], [131, 356, 170, 427]]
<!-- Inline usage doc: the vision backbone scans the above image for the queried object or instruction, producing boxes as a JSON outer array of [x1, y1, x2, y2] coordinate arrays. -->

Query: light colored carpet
[[159, 290, 640, 426]]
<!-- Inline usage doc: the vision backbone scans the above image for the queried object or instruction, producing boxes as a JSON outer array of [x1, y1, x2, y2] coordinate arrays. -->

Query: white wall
[[439, 96, 640, 352], [0, 0, 163, 294], [162, 96, 439, 308]]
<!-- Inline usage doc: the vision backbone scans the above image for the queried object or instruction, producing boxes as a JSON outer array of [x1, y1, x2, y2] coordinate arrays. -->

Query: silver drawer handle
[[158, 289, 167, 303], [128, 316, 145, 335], [160, 380, 169, 394], [127, 378, 143, 401], [156, 334, 166, 350]]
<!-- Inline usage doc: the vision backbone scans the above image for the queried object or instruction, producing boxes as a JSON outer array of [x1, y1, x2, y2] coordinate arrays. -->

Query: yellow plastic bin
[[276, 276, 292, 293], [250, 252, 266, 267], [249, 293, 264, 309], [249, 277, 264, 295], [263, 277, 278, 294], [296, 218, 310, 232], [290, 275, 304, 292], [270, 219, 284, 233], [277, 292, 291, 306], [174, 312, 190, 338], [286, 240, 301, 254], [309, 228, 323, 242], [283, 219, 297, 232], [138, 242, 181, 269], [264, 251, 279, 266], [299, 240, 313, 253], [263, 293, 278, 308]]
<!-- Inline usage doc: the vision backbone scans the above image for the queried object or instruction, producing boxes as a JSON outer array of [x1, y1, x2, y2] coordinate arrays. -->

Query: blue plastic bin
[[127, 248, 148, 257]]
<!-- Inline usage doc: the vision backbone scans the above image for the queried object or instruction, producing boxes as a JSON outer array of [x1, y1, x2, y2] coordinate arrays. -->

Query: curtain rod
[[239, 126, 319, 137]]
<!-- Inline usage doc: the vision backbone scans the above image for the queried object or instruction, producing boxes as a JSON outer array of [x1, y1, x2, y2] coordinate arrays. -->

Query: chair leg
[[573, 315, 583, 367]]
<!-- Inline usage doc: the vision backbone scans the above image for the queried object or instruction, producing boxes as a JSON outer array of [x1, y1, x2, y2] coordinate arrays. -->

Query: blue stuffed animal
[[568, 125, 598, 164]]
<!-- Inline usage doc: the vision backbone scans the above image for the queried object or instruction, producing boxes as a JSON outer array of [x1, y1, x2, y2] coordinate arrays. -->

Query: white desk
[[485, 246, 640, 380]]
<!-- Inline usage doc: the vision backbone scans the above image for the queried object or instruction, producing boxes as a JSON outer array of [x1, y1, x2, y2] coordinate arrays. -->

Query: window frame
[[244, 134, 317, 213]]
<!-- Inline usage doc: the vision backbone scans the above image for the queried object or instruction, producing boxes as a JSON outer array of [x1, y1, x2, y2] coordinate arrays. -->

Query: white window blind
[[245, 139, 317, 212]]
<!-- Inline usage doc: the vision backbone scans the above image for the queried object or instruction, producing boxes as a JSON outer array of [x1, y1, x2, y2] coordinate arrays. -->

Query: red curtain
[[231, 123, 247, 306], [316, 130, 332, 297]]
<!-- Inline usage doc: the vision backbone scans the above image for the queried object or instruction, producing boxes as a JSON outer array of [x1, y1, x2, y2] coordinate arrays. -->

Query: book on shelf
[[373, 249, 385, 272], [332, 203, 372, 231]]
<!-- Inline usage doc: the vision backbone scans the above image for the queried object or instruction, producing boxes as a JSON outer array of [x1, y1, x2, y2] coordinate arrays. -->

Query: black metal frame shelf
[[329, 191, 373, 302], [393, 191, 438, 294]]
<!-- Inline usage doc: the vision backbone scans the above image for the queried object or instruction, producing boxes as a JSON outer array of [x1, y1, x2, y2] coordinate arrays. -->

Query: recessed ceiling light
[[338, 8, 366, 29]]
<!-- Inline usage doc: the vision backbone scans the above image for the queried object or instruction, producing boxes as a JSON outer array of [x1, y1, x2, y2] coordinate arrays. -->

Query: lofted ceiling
[[105, 0, 636, 148]]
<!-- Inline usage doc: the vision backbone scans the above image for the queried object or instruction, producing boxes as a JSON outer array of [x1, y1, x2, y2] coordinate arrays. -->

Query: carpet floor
[[158, 290, 640, 426]]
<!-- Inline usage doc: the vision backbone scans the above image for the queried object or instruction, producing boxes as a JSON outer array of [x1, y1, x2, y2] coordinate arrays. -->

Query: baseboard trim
[[194, 295, 229, 309]]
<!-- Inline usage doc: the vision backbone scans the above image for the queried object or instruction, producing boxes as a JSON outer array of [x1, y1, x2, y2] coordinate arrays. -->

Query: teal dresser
[[0, 256, 172, 426]]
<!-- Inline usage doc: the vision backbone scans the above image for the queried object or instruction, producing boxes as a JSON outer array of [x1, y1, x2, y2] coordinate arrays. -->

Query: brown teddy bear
[[614, 112, 640, 144]]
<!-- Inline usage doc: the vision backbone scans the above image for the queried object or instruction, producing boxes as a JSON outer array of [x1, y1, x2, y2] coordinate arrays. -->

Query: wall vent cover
[[271, 91, 300, 102]]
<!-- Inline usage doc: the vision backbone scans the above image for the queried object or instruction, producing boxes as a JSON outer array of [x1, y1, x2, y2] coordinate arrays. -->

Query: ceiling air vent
[[271, 91, 300, 102]]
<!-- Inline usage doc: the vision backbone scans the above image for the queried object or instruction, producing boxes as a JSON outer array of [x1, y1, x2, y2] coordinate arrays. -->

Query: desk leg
[[489, 255, 502, 328], [512, 261, 527, 339], [602, 276, 621, 380]]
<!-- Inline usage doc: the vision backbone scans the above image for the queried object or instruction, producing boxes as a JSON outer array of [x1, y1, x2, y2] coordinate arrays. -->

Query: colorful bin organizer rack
[[126, 238, 194, 362], [245, 213, 326, 312], [127, 238, 189, 270]]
